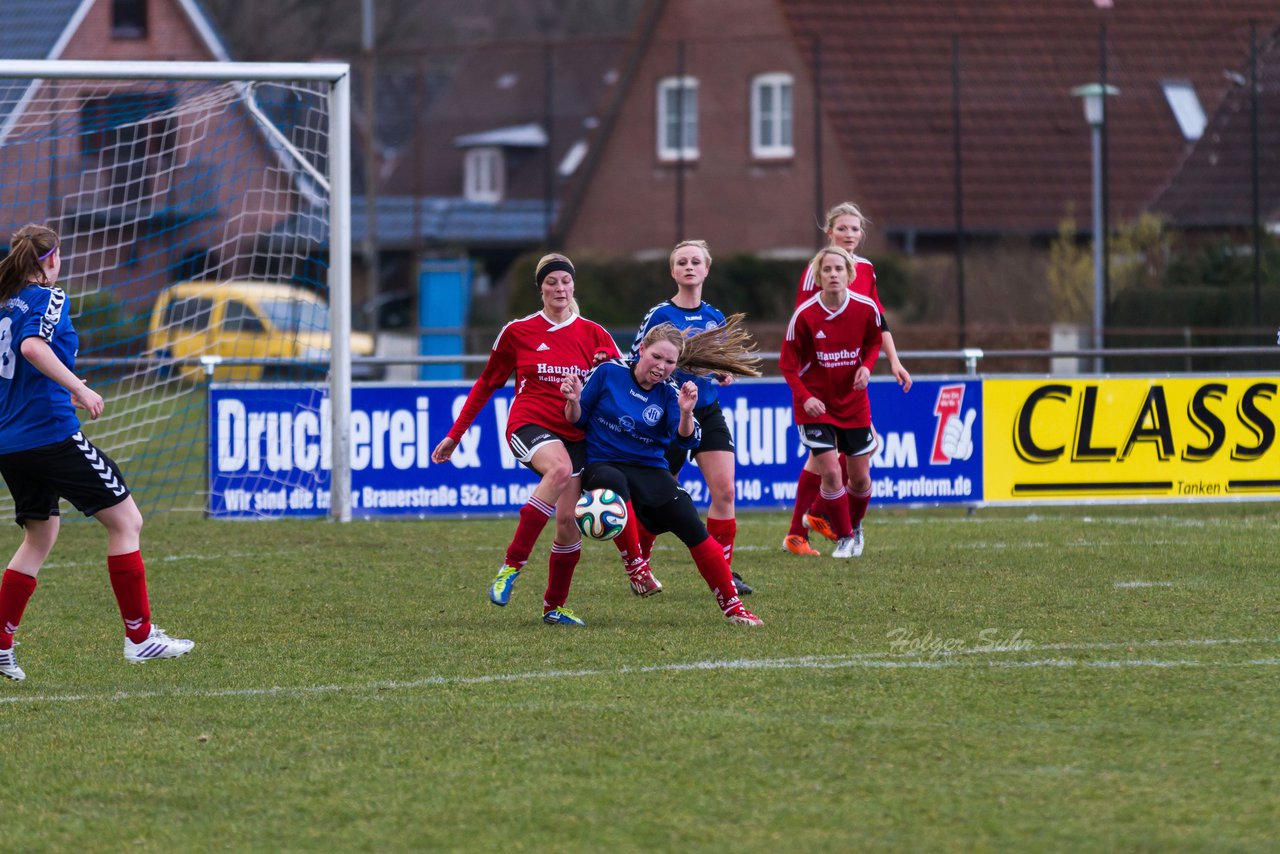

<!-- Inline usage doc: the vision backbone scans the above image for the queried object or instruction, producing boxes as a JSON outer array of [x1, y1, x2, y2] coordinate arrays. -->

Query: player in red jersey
[[780, 247, 884, 559], [430, 254, 643, 624], [784, 202, 911, 556]]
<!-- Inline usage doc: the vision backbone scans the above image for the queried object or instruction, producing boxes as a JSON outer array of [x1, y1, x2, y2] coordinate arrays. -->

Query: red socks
[[636, 519, 657, 562], [613, 501, 645, 568], [818, 485, 853, 538], [543, 540, 582, 612], [505, 495, 555, 568], [848, 485, 872, 530], [788, 469, 822, 537], [706, 516, 737, 567], [107, 551, 152, 643], [690, 536, 741, 614], [0, 569, 37, 649]]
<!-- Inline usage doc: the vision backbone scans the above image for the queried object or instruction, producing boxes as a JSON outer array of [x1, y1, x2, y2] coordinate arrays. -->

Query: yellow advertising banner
[[983, 377, 1280, 502]]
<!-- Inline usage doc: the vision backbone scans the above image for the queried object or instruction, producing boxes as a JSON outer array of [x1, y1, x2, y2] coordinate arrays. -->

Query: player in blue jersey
[[0, 224, 193, 682], [630, 240, 755, 594], [558, 320, 763, 626]]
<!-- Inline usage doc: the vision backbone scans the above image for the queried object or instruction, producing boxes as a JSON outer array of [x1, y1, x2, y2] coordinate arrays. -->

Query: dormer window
[[464, 147, 503, 203], [112, 0, 148, 39], [455, 123, 547, 203], [1161, 80, 1206, 141]]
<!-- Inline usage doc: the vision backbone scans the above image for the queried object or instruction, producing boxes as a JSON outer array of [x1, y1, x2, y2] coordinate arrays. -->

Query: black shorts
[[666, 402, 734, 475], [798, 423, 876, 458], [582, 461, 708, 546], [0, 432, 131, 525], [508, 424, 587, 477]]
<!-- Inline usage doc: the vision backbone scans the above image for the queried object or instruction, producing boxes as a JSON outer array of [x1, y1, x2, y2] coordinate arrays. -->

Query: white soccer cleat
[[0, 646, 25, 681], [124, 626, 195, 663], [832, 528, 865, 559]]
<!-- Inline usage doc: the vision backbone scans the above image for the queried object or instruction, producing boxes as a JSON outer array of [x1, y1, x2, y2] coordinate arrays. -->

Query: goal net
[[0, 60, 353, 519]]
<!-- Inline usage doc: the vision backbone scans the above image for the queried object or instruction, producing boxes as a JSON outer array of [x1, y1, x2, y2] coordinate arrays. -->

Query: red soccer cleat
[[803, 512, 839, 543]]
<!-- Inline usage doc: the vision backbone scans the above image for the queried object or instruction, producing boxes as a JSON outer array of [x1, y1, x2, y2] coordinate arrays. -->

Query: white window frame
[[656, 76, 699, 161], [463, 146, 503, 203], [751, 72, 794, 159]]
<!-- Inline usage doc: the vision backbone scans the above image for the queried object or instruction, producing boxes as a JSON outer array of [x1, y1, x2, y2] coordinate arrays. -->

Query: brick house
[[0, 0, 302, 304], [558, 0, 1279, 258]]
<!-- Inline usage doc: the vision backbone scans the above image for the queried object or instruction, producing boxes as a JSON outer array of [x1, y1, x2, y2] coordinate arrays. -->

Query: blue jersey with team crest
[[0, 284, 81, 453], [631, 300, 726, 408], [575, 359, 700, 468]]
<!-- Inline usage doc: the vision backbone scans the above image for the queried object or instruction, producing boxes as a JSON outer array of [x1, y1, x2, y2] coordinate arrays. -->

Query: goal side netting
[[0, 60, 353, 519]]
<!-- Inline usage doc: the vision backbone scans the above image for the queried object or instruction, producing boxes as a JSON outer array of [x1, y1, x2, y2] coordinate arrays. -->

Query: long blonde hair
[[822, 201, 872, 232], [640, 314, 762, 378], [0, 223, 58, 302]]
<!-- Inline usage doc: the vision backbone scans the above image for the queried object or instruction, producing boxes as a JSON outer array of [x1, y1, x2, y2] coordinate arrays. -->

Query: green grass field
[[2, 503, 1278, 851]]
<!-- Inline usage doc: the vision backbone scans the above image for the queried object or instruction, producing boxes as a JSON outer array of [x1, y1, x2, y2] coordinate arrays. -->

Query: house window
[[112, 0, 148, 39], [464, 147, 504, 203], [657, 76, 698, 161], [751, 73, 794, 158]]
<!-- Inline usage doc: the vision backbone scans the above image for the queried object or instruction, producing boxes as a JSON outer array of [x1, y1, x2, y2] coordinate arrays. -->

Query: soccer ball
[[574, 489, 627, 540]]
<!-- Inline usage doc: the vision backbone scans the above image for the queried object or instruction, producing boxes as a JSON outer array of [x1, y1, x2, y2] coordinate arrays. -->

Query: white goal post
[[0, 59, 356, 521]]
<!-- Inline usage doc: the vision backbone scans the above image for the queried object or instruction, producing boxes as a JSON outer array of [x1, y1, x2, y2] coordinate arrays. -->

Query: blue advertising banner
[[208, 378, 983, 518]]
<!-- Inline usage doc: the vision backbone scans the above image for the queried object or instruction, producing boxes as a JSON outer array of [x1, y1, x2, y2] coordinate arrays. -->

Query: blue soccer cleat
[[490, 565, 521, 606], [542, 606, 585, 627]]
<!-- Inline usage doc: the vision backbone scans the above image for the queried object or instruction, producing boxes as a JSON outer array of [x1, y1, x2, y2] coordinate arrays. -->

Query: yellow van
[[147, 281, 376, 382]]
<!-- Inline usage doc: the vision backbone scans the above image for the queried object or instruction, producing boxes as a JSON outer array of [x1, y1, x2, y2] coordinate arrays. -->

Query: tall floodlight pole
[[1072, 83, 1118, 374]]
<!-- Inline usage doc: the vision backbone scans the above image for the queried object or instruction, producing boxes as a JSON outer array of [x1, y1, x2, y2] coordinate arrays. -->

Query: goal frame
[[0, 59, 356, 521]]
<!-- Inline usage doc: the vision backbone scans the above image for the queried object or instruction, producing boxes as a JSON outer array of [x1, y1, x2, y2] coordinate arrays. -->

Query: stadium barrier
[[207, 372, 1278, 518]]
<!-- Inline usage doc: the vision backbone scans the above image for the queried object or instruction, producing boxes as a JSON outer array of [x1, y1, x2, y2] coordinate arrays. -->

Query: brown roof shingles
[[1151, 24, 1280, 227], [777, 0, 1279, 237]]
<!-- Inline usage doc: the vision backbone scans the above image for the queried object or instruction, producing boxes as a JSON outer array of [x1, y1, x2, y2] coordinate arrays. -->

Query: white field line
[[40, 551, 264, 570], [1114, 581, 1177, 588], [3, 637, 1278, 707]]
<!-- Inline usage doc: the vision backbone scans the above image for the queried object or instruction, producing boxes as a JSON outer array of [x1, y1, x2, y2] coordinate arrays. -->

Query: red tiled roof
[[777, 0, 1279, 236]]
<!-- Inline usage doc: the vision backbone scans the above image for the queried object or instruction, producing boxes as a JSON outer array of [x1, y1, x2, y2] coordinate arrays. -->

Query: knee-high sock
[[107, 551, 152, 644], [818, 485, 852, 539], [613, 501, 645, 572], [690, 536, 741, 614], [807, 454, 847, 514], [505, 495, 555, 568], [787, 468, 823, 537], [543, 540, 582, 612], [637, 518, 657, 562], [848, 485, 872, 529], [0, 569, 38, 649], [706, 516, 737, 568]]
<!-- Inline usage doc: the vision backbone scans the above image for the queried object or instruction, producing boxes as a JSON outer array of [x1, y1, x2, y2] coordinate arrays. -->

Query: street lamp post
[[1072, 83, 1118, 374]]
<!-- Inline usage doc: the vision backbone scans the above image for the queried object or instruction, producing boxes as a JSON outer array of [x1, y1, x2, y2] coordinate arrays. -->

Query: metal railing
[[79, 344, 1280, 379]]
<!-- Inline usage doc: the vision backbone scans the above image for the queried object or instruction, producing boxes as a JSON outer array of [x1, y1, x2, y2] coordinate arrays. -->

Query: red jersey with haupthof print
[[446, 311, 620, 443], [780, 292, 883, 429]]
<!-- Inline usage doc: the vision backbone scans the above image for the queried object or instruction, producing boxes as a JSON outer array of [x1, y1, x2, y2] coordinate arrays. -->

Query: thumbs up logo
[[931, 384, 977, 463]]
